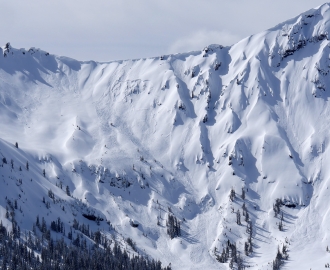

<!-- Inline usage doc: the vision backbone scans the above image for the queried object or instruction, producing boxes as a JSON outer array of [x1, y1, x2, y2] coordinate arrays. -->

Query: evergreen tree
[[5, 207, 9, 219], [244, 242, 249, 256], [66, 185, 71, 196], [241, 187, 245, 200], [48, 189, 55, 199], [278, 212, 284, 231], [236, 210, 241, 225], [166, 214, 181, 239], [273, 198, 282, 217], [245, 210, 249, 222], [229, 187, 235, 201]]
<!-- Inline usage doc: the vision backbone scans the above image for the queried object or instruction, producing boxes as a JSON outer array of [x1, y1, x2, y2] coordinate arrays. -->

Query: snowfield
[[2, 3, 330, 269]]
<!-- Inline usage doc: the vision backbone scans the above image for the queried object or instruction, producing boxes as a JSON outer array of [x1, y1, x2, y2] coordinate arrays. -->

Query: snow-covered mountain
[[2, 3, 330, 269]]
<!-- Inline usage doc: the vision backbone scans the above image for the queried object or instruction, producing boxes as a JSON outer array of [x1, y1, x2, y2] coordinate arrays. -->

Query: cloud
[[168, 30, 241, 54]]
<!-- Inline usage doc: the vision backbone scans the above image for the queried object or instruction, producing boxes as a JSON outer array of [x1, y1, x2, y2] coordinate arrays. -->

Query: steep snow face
[[2, 3, 330, 269]]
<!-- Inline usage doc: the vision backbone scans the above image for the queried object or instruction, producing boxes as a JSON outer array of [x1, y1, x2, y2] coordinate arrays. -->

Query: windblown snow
[[2, 3, 330, 269]]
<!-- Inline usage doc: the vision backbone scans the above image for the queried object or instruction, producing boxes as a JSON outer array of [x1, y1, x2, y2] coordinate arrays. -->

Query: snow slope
[[2, 3, 330, 269]]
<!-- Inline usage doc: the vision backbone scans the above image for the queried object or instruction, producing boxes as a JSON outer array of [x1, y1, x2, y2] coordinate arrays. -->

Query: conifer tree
[[236, 210, 241, 225], [66, 185, 70, 196], [229, 187, 235, 201], [241, 187, 245, 200]]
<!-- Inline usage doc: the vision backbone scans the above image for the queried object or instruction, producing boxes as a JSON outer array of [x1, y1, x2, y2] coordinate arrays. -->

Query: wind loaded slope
[[1, 3, 330, 269]]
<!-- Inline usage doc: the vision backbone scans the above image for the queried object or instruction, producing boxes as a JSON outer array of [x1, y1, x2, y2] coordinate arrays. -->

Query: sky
[[0, 0, 327, 61]]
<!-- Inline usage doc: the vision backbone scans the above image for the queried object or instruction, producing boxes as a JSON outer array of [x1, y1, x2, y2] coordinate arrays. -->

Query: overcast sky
[[0, 0, 327, 61]]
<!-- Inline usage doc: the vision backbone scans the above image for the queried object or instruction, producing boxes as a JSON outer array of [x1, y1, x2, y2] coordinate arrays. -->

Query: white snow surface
[[2, 3, 330, 269]]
